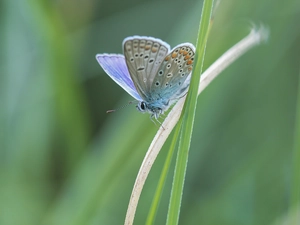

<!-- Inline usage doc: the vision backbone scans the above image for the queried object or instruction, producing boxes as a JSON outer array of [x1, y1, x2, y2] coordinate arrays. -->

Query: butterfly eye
[[179, 69, 183, 73], [130, 58, 134, 62], [189, 52, 192, 56], [167, 64, 171, 69], [139, 102, 147, 111], [158, 70, 163, 75], [167, 73, 172, 77], [135, 53, 139, 57], [155, 81, 160, 86], [144, 55, 149, 59], [149, 59, 154, 63], [140, 53, 144, 57], [181, 73, 185, 77]]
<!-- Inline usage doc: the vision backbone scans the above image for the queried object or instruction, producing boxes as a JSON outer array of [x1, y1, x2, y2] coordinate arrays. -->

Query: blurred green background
[[1, 0, 299, 225]]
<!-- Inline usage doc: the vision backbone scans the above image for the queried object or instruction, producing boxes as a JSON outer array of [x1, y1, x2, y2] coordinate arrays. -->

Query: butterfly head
[[136, 101, 163, 119]]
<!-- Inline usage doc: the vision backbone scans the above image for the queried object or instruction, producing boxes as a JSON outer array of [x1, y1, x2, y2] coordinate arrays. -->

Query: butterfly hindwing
[[150, 43, 195, 101], [123, 36, 170, 101]]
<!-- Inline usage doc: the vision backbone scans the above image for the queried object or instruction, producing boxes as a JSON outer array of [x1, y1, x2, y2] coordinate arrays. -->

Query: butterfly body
[[96, 36, 195, 119]]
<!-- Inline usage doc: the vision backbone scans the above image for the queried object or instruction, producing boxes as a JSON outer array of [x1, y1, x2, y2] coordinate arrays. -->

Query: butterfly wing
[[123, 36, 171, 102], [96, 54, 143, 101], [150, 43, 195, 103]]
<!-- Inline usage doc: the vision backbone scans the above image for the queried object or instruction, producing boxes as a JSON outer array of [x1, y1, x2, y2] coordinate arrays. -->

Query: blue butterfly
[[96, 36, 195, 120]]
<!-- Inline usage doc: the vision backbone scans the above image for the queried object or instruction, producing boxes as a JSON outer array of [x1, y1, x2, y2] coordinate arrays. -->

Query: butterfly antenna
[[106, 100, 138, 113]]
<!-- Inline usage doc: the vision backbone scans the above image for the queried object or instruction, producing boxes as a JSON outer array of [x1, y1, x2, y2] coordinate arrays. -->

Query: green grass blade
[[145, 120, 183, 225], [166, 0, 214, 225], [290, 69, 300, 224]]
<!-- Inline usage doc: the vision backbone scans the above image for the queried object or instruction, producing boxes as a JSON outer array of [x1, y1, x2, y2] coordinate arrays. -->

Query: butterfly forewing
[[96, 54, 143, 101], [123, 36, 170, 101], [150, 44, 195, 101]]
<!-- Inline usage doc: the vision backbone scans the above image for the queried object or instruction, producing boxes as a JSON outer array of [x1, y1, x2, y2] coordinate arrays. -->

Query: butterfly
[[96, 36, 195, 120]]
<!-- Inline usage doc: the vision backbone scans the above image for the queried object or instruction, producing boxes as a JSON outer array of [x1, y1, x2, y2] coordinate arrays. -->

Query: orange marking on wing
[[152, 47, 158, 53], [188, 67, 192, 71], [184, 55, 191, 60], [165, 56, 170, 61], [179, 49, 184, 54], [183, 50, 189, 56], [171, 52, 177, 58], [187, 60, 193, 65], [145, 45, 151, 50]]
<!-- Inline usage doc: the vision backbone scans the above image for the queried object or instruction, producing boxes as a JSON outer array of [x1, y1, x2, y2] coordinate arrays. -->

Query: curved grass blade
[[124, 24, 269, 225], [145, 120, 182, 225]]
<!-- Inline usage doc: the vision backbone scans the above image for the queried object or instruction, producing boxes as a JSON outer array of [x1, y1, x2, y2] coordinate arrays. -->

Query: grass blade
[[145, 120, 182, 225], [166, 0, 214, 224], [290, 69, 300, 224]]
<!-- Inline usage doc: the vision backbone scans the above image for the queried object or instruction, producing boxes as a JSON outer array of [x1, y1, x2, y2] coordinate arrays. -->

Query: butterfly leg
[[150, 114, 159, 126]]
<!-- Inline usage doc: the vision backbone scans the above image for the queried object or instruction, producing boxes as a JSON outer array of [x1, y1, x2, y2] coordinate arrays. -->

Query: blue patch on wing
[[96, 54, 143, 101]]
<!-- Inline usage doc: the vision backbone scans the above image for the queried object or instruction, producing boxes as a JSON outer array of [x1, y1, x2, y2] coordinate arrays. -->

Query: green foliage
[[1, 0, 299, 225], [167, 1, 213, 224]]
